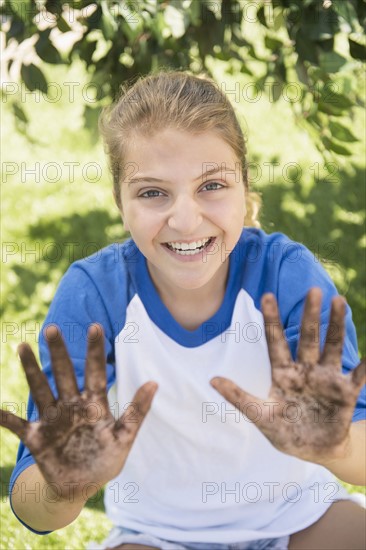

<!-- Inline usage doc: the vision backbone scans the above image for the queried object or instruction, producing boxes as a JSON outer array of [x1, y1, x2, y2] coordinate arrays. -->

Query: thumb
[[114, 381, 158, 440], [211, 376, 263, 423], [0, 409, 28, 441]]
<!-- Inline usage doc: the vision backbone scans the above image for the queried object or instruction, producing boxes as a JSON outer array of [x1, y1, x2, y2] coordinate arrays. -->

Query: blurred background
[[1, 1, 365, 548]]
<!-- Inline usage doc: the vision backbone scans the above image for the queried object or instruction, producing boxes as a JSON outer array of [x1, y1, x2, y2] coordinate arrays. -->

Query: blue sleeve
[[9, 263, 118, 534], [276, 241, 365, 421]]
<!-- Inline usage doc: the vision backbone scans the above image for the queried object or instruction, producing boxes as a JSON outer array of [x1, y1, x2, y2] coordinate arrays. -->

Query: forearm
[[320, 420, 366, 485], [11, 464, 87, 532]]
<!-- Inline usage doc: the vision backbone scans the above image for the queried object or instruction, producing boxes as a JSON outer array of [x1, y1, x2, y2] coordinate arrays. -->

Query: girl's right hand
[[0, 324, 157, 503]]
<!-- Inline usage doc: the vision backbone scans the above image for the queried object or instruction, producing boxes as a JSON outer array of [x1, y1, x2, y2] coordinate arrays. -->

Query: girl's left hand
[[211, 288, 366, 465]]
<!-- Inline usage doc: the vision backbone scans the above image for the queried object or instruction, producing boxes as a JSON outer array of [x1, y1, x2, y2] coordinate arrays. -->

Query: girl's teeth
[[165, 237, 212, 255], [175, 248, 200, 256], [168, 238, 209, 251]]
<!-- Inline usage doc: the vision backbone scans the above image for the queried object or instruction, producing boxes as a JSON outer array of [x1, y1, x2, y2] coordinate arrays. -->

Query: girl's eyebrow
[[127, 166, 237, 186]]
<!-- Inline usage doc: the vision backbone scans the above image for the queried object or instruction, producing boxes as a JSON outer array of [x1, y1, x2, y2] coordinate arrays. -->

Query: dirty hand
[[211, 288, 365, 464], [0, 324, 157, 502]]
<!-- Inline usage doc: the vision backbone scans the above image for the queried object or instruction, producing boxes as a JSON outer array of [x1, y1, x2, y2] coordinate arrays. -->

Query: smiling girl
[[2, 71, 365, 550]]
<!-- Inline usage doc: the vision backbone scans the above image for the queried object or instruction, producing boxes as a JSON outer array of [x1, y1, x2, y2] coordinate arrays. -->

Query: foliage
[[1, 0, 365, 156]]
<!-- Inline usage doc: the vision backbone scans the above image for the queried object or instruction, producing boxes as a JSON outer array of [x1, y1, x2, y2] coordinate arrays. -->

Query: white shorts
[[87, 493, 366, 550], [87, 527, 290, 549]]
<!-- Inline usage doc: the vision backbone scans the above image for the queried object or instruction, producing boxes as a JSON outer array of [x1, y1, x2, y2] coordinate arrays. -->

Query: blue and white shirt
[[10, 228, 365, 542]]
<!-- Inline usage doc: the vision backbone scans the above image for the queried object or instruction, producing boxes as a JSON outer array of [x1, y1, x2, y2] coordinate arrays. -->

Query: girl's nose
[[167, 194, 203, 234]]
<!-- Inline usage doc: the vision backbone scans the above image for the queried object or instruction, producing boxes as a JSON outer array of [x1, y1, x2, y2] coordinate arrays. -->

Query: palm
[[0, 324, 157, 501], [211, 289, 365, 464]]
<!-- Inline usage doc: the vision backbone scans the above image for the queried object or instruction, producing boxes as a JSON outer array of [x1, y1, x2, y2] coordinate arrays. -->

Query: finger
[[18, 343, 55, 413], [84, 324, 109, 414], [261, 294, 292, 369], [115, 382, 158, 440], [210, 377, 265, 424], [297, 288, 322, 365], [44, 324, 79, 400], [320, 296, 345, 370], [351, 359, 366, 389], [0, 409, 28, 441]]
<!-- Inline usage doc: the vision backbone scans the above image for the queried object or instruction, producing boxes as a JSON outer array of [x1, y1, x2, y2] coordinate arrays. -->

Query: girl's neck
[[147, 261, 229, 331]]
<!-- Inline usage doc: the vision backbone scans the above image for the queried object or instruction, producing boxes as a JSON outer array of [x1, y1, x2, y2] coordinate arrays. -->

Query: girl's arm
[[11, 464, 87, 532], [319, 420, 366, 485]]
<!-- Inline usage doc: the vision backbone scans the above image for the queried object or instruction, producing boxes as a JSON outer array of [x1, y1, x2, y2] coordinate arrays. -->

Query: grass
[[1, 59, 365, 549]]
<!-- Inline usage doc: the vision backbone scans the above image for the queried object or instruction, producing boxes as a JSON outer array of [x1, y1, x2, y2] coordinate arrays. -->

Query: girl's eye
[[138, 189, 164, 198], [201, 181, 224, 192]]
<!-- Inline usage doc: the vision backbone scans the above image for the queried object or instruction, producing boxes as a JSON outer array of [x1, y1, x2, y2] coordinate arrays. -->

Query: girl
[[2, 71, 365, 550]]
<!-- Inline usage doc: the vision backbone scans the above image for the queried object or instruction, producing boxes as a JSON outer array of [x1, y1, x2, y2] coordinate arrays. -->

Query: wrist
[[317, 433, 352, 469], [315, 422, 366, 485]]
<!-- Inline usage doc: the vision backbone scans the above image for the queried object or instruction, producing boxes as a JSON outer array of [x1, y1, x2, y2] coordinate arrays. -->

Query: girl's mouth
[[163, 237, 215, 256]]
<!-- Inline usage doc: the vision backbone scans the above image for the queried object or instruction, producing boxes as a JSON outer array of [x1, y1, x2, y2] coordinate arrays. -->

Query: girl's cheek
[[209, 200, 239, 219]]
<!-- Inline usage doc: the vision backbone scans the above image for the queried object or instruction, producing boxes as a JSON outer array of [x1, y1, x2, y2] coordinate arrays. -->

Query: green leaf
[[189, 0, 202, 26], [45, 1, 63, 15], [6, 18, 25, 41], [70, 38, 97, 65], [21, 63, 48, 94], [294, 29, 319, 64], [325, 92, 354, 109], [329, 121, 358, 143], [318, 102, 346, 116], [12, 102, 28, 124], [57, 16, 72, 33], [273, 10, 285, 32], [318, 37, 335, 52], [275, 60, 287, 82], [349, 37, 366, 60], [322, 136, 352, 156], [8, 0, 31, 22], [120, 1, 142, 32], [100, 0, 118, 40], [35, 32, 64, 64], [239, 64, 254, 76], [257, 6, 268, 28], [332, 0, 359, 33], [269, 81, 283, 102], [303, 3, 340, 40], [264, 35, 283, 51], [319, 51, 348, 73]]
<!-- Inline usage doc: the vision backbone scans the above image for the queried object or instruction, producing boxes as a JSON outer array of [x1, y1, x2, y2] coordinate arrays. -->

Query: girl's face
[[120, 128, 246, 298]]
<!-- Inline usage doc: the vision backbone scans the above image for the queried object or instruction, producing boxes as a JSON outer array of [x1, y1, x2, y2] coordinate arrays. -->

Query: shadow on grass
[[1, 465, 14, 500], [3, 209, 124, 321], [258, 164, 365, 354], [1, 463, 105, 512]]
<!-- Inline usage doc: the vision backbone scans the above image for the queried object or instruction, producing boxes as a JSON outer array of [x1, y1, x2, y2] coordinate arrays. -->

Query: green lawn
[[1, 60, 365, 549]]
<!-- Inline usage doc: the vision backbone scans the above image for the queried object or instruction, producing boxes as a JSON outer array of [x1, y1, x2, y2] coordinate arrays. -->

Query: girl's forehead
[[125, 128, 238, 162], [120, 131, 240, 187], [121, 131, 241, 186]]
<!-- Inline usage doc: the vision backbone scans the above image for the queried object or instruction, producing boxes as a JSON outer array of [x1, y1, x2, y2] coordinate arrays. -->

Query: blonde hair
[[99, 69, 261, 227]]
